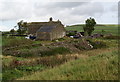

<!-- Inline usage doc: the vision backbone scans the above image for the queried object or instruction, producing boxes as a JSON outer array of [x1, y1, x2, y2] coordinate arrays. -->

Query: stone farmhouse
[[27, 17, 66, 40]]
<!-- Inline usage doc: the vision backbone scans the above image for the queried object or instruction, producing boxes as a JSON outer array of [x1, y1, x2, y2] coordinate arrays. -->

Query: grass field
[[2, 37, 118, 80], [19, 47, 118, 80], [65, 24, 118, 35], [17, 38, 118, 80], [2, 24, 119, 80]]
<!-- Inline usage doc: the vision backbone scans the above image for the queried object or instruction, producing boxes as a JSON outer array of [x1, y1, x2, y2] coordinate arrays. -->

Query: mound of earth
[[50, 39, 93, 52], [3, 39, 93, 57]]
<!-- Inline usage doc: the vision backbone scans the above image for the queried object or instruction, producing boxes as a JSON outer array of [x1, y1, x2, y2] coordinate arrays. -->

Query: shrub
[[74, 45, 86, 50], [35, 54, 79, 67], [66, 32, 76, 36], [103, 35, 120, 40], [73, 39, 93, 50], [40, 47, 70, 57], [57, 38, 65, 41], [16, 49, 34, 58], [88, 40, 107, 49], [4, 47, 70, 58], [16, 65, 46, 72]]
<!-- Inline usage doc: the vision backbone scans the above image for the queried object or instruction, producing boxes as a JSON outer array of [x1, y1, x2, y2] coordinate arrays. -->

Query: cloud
[[30, 2, 104, 25], [71, 2, 104, 16], [0, 1, 118, 31], [0, 1, 33, 21], [36, 2, 87, 8], [0, 1, 103, 21], [0, 25, 11, 31], [110, 4, 118, 12]]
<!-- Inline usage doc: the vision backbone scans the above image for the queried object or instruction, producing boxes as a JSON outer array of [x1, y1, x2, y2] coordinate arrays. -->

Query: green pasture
[[65, 24, 118, 35]]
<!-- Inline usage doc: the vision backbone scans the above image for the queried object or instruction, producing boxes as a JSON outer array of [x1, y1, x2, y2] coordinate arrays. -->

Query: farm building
[[27, 18, 66, 40]]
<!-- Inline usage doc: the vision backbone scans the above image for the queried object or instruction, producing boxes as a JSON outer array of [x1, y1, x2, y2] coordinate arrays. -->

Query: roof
[[28, 20, 64, 33], [28, 21, 61, 25], [37, 25, 57, 32]]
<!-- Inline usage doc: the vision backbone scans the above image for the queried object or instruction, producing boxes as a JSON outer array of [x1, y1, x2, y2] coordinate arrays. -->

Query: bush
[[40, 47, 70, 57], [4, 47, 70, 58], [75, 45, 86, 50], [57, 38, 65, 41], [88, 40, 107, 49], [16, 49, 34, 58], [103, 35, 120, 40], [66, 32, 76, 36], [16, 65, 46, 72]]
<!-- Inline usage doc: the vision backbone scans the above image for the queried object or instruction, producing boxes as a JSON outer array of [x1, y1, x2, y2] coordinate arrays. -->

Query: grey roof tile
[[37, 25, 56, 32]]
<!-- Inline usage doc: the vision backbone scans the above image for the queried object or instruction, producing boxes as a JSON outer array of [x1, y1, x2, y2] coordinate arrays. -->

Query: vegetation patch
[[2, 54, 79, 80], [2, 64, 46, 80], [65, 24, 118, 35], [18, 49, 118, 80], [40, 47, 71, 57], [66, 32, 76, 36], [2, 36, 33, 47], [103, 35, 120, 40], [2, 28, 118, 80], [16, 65, 46, 72], [87, 39, 107, 49]]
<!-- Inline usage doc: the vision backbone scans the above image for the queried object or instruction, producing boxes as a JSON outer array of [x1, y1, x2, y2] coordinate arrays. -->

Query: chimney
[[49, 17, 53, 22]]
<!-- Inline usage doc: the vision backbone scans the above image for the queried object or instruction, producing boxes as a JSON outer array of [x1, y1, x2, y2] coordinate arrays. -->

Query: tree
[[17, 28, 26, 35], [17, 20, 28, 35], [22, 22, 28, 33], [83, 17, 96, 36], [17, 29, 22, 35], [10, 29, 15, 35], [17, 20, 23, 30], [17, 20, 23, 35]]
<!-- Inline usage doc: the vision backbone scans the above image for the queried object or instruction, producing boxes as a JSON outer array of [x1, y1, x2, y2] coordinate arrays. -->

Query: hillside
[[65, 24, 118, 35], [2, 24, 119, 80]]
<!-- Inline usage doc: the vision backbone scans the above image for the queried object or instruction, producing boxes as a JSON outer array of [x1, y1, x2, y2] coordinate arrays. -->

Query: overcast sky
[[0, 0, 119, 31]]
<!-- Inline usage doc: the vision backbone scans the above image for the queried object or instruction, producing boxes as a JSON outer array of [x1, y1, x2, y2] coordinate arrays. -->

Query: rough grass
[[2, 54, 79, 80], [3, 37, 98, 57], [3, 46, 71, 58], [2, 34, 118, 80], [40, 47, 71, 57], [2, 64, 46, 80], [18, 48, 118, 80], [2, 36, 33, 47]]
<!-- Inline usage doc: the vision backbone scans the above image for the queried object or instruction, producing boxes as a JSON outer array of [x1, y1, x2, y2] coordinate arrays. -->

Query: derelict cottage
[[27, 17, 66, 40]]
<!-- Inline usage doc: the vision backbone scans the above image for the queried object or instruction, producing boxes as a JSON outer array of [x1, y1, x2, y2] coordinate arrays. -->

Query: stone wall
[[50, 25, 66, 40], [36, 32, 50, 40]]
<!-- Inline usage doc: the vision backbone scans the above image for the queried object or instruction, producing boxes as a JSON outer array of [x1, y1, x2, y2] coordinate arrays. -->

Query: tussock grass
[[3, 46, 71, 58], [2, 35, 118, 80], [2, 36, 33, 47], [40, 47, 70, 57], [2, 53, 79, 80], [18, 49, 118, 80]]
